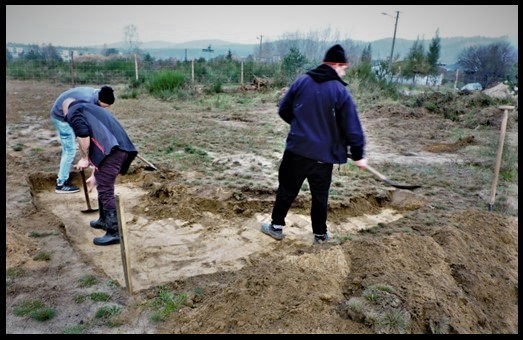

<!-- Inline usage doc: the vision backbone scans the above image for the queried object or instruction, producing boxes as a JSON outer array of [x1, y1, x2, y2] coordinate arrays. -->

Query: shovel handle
[[365, 164, 388, 181], [136, 154, 158, 171], [80, 170, 94, 210]]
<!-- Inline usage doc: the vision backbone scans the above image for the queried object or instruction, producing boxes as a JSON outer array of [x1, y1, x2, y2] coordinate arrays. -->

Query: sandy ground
[[6, 79, 518, 334]]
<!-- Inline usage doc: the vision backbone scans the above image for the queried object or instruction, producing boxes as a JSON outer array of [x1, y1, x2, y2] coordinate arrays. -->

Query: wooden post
[[454, 69, 459, 89], [134, 53, 139, 81], [116, 194, 133, 294], [69, 50, 75, 88], [487, 105, 515, 212], [191, 58, 195, 83], [240, 61, 244, 86]]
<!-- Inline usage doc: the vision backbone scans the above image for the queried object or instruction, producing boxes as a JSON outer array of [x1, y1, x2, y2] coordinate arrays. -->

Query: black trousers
[[271, 150, 333, 235]]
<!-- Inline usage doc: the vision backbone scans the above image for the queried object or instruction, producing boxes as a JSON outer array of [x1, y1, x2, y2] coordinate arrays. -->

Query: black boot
[[90, 198, 106, 230], [93, 209, 120, 246]]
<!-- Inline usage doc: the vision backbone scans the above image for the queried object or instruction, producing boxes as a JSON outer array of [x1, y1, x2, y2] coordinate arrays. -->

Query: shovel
[[137, 154, 158, 171], [80, 170, 98, 213], [348, 153, 421, 190], [364, 164, 421, 190]]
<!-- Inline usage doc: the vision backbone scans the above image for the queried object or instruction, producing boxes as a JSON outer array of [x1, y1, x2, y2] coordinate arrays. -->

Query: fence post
[[134, 53, 139, 81], [454, 69, 459, 89], [192, 58, 195, 83], [69, 50, 75, 87], [241, 61, 244, 86], [487, 106, 515, 212]]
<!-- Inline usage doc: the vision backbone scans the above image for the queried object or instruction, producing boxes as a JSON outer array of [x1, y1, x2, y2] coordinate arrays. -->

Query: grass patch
[[30, 307, 57, 321], [29, 231, 59, 238], [13, 299, 57, 321], [94, 304, 124, 328], [33, 251, 51, 261], [148, 286, 187, 322], [347, 296, 367, 314], [107, 279, 120, 289], [334, 233, 353, 244], [12, 143, 25, 151], [63, 324, 87, 334], [6, 267, 25, 287], [89, 292, 112, 302], [13, 299, 45, 316], [377, 310, 410, 334], [7, 267, 25, 278], [362, 290, 381, 303], [78, 275, 99, 287], [73, 294, 87, 304]]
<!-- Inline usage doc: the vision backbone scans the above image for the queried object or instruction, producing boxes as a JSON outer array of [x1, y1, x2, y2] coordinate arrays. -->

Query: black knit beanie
[[323, 44, 348, 64], [98, 85, 115, 105]]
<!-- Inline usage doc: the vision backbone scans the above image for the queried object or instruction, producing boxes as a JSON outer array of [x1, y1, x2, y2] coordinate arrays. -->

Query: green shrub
[[146, 70, 186, 97]]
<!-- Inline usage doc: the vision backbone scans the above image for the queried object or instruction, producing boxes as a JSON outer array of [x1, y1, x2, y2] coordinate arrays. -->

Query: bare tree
[[41, 43, 61, 62], [271, 27, 351, 64], [123, 24, 141, 56], [457, 41, 517, 88]]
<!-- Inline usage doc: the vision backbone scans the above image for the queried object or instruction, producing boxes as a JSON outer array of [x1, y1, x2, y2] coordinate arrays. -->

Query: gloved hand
[[353, 158, 368, 169]]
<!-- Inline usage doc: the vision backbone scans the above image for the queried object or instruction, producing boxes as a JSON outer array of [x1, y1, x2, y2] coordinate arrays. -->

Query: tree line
[[6, 33, 518, 91]]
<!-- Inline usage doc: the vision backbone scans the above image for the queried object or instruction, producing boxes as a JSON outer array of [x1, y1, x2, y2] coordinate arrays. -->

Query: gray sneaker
[[261, 223, 284, 240], [313, 233, 331, 245], [55, 182, 80, 194]]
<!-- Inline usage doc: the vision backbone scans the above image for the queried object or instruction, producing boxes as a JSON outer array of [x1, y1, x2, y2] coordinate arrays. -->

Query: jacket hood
[[306, 64, 348, 86]]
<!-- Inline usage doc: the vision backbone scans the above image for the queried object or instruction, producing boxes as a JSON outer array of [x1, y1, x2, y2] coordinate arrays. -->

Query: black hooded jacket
[[278, 64, 365, 163]]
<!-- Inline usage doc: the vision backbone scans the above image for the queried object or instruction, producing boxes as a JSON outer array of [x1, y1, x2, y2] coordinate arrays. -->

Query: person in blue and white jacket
[[261, 44, 368, 244], [50, 85, 115, 193]]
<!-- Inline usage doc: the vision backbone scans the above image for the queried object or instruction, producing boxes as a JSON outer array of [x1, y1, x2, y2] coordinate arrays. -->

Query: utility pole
[[382, 11, 400, 75], [202, 45, 214, 61], [257, 35, 263, 60]]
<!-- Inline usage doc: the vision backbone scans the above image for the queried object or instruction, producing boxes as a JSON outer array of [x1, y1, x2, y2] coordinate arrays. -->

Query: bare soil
[[6, 79, 518, 334]]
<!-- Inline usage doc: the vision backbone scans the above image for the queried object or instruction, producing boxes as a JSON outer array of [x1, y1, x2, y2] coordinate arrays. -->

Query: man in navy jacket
[[63, 98, 137, 246], [261, 44, 368, 244]]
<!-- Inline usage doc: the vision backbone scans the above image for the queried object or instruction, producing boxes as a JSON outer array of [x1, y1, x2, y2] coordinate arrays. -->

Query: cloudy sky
[[6, 5, 518, 47]]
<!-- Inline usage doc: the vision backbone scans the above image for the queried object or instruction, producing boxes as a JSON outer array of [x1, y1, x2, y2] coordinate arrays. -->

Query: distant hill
[[355, 35, 517, 65], [93, 39, 256, 60], [7, 36, 517, 65]]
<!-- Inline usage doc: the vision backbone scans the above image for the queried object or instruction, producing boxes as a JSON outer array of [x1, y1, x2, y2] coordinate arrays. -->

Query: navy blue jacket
[[65, 101, 137, 174], [278, 64, 365, 164]]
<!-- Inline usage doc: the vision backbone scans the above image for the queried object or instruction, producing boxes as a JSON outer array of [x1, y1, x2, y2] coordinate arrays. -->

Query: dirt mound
[[423, 135, 476, 153]]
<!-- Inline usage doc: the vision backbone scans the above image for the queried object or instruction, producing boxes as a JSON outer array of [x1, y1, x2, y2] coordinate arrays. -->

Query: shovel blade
[[382, 178, 421, 190], [81, 208, 98, 213]]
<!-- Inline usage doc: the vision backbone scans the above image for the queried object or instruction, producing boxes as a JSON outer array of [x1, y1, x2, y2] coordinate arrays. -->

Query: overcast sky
[[6, 5, 518, 47]]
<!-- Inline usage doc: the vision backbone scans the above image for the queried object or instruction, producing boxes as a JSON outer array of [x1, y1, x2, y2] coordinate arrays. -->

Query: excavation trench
[[27, 169, 412, 292]]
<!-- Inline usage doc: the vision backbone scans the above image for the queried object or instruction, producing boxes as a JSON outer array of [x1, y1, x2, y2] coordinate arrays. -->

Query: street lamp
[[382, 11, 400, 72]]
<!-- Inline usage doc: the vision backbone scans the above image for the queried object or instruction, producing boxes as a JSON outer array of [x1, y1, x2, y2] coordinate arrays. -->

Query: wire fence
[[5, 55, 287, 90], [6, 54, 487, 92]]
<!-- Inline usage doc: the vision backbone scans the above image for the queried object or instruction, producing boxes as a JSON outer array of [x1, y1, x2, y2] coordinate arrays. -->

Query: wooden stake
[[488, 105, 515, 211], [116, 194, 133, 294]]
